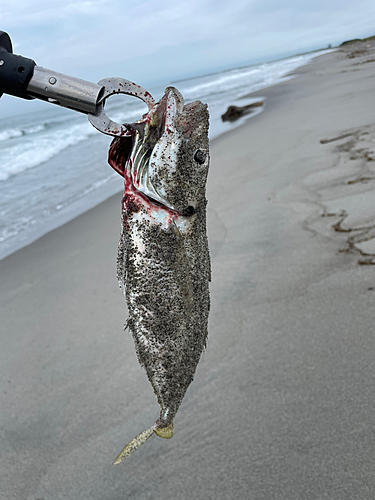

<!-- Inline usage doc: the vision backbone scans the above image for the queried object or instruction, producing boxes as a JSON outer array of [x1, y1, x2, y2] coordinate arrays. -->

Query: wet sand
[[2, 41, 375, 499]]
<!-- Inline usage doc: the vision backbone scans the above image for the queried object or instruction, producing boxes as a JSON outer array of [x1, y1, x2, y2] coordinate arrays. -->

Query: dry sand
[[1, 41, 375, 499]]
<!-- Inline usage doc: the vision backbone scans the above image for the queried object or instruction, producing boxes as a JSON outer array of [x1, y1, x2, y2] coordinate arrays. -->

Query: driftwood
[[221, 101, 264, 122], [320, 132, 356, 144]]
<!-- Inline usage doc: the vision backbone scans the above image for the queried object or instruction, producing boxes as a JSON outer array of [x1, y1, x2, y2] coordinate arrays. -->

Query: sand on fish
[[1, 39, 375, 499]]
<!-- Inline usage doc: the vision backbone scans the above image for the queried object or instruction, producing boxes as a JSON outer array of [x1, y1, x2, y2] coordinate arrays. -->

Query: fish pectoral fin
[[113, 425, 156, 465]]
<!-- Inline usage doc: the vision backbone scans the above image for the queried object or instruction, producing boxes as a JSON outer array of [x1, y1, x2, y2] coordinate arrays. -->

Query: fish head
[[110, 87, 209, 216], [146, 87, 209, 215]]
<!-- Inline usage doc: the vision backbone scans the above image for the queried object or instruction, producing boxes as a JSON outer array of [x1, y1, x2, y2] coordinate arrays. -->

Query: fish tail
[[113, 425, 156, 464], [112, 422, 174, 464]]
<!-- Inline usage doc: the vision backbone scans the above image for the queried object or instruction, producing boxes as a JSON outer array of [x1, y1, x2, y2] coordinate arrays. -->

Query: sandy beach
[[2, 40, 375, 499]]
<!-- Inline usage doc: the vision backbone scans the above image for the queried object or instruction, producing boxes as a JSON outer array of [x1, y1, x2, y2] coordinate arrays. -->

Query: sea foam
[[0, 49, 334, 260]]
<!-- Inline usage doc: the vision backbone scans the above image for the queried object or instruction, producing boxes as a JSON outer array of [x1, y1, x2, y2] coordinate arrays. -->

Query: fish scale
[[108, 87, 210, 463]]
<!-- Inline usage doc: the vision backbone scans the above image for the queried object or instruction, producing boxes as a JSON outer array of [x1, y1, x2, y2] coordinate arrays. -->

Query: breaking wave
[[0, 48, 334, 260], [0, 105, 146, 182]]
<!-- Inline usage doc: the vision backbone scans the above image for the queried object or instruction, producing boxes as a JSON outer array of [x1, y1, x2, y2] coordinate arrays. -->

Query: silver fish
[[108, 87, 210, 463]]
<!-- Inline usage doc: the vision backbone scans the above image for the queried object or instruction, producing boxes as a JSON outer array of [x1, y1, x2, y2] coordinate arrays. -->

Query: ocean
[[0, 50, 331, 260]]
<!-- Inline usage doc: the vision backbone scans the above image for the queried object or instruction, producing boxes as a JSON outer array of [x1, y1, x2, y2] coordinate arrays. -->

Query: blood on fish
[[110, 150, 179, 224], [109, 85, 210, 464], [123, 193, 140, 214]]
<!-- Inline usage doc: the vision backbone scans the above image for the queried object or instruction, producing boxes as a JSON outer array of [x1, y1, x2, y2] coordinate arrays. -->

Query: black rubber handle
[[0, 31, 36, 100]]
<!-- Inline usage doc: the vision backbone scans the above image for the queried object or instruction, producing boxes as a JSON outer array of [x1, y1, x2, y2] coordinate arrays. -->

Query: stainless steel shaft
[[27, 66, 105, 114]]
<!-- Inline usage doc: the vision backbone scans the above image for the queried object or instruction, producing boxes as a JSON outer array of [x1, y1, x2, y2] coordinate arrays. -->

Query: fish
[[107, 86, 211, 463]]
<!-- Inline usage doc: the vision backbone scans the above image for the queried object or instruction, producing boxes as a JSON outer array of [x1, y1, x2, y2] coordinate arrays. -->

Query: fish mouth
[[108, 88, 184, 212]]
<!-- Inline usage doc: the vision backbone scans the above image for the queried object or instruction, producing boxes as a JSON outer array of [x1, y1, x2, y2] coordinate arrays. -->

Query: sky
[[1, 0, 375, 116]]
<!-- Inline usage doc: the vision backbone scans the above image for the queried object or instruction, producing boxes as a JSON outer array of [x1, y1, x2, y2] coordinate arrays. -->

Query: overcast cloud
[[1, 0, 375, 115]]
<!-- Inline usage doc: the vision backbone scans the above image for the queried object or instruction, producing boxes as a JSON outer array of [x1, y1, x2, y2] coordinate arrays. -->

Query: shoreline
[[2, 41, 375, 499], [0, 49, 331, 263]]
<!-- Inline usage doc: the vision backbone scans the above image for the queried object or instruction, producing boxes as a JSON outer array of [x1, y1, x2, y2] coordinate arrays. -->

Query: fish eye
[[182, 205, 196, 216], [194, 149, 206, 164]]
